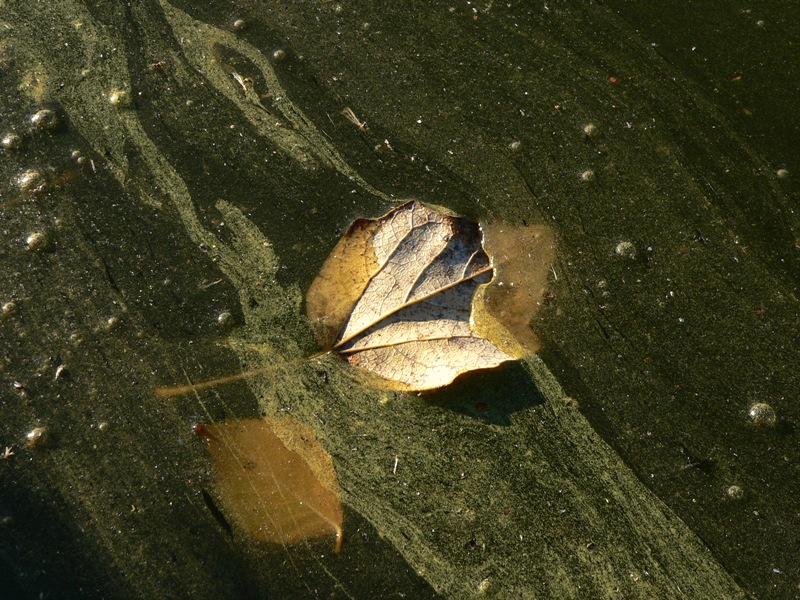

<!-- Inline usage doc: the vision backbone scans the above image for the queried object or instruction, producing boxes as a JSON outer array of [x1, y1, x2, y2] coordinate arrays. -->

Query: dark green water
[[1, 1, 798, 598]]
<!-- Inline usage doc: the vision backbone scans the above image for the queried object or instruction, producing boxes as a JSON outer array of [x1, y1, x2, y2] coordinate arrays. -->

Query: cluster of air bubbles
[[3, 106, 66, 158], [5, 105, 78, 197], [71, 149, 87, 167]]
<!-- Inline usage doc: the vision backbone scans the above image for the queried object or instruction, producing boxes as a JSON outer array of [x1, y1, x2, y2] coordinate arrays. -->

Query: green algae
[[2, 0, 797, 598]]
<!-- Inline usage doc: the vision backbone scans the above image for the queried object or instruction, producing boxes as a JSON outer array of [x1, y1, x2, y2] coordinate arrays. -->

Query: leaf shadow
[[422, 360, 543, 425]]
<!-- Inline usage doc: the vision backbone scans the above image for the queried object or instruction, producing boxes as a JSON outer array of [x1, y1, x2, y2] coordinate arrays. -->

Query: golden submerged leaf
[[307, 201, 554, 391], [474, 222, 557, 356], [200, 417, 343, 551]]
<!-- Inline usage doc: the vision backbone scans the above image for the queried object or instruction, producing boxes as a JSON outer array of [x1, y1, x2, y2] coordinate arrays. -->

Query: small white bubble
[[217, 311, 233, 326], [583, 123, 599, 138], [748, 402, 776, 425], [108, 89, 132, 107], [614, 241, 636, 259], [30, 108, 61, 131], [17, 169, 46, 192], [776, 168, 790, 180], [508, 140, 522, 152], [1, 132, 23, 150], [580, 169, 595, 182], [26, 427, 50, 447], [726, 485, 744, 500], [232, 18, 246, 30], [26, 231, 50, 252]]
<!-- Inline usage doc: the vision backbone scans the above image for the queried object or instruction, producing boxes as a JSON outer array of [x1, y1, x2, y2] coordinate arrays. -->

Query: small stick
[[156, 351, 330, 397], [341, 107, 367, 131], [155, 368, 272, 397]]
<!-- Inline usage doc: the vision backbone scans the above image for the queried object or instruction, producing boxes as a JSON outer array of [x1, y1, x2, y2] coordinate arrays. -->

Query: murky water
[[1, 1, 798, 598]]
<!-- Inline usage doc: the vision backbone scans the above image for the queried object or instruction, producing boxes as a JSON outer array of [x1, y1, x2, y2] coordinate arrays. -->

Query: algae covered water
[[1, 1, 798, 597]]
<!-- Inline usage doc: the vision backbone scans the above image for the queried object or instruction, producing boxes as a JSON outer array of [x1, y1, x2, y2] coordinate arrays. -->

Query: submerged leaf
[[200, 417, 343, 551], [473, 223, 557, 355], [307, 201, 524, 390]]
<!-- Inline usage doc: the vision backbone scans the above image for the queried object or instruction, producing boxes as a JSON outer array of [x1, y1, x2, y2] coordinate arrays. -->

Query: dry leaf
[[157, 204, 555, 398], [306, 201, 521, 391], [200, 417, 343, 551]]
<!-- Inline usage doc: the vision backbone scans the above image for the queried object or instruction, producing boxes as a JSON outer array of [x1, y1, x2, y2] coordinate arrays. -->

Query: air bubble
[[726, 485, 744, 500], [29, 108, 61, 131], [580, 169, 595, 182], [108, 89, 132, 107], [776, 168, 790, 180], [217, 310, 233, 326], [583, 123, 599, 138], [272, 48, 287, 62], [233, 18, 247, 30], [2, 302, 17, 317], [26, 426, 50, 447], [1, 132, 23, 150], [508, 140, 522, 152], [614, 241, 637, 259], [16, 169, 46, 192], [26, 231, 50, 252], [748, 402, 776, 426]]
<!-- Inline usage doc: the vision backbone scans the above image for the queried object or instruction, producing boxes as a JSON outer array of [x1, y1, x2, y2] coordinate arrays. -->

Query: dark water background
[[1, 1, 798, 598]]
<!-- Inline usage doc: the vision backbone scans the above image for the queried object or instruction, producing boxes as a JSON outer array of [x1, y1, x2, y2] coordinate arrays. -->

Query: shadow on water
[[423, 360, 543, 426], [0, 484, 118, 598]]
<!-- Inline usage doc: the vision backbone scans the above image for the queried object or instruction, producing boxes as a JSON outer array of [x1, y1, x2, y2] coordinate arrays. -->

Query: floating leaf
[[307, 201, 526, 391], [199, 417, 343, 551]]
